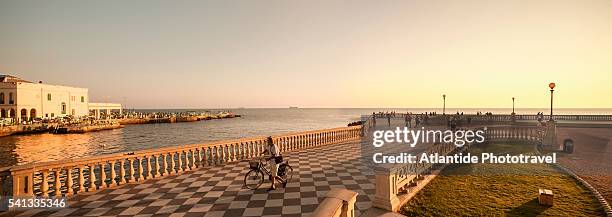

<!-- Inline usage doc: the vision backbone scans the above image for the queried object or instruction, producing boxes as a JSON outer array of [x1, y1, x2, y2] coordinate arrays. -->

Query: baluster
[[215, 146, 222, 164], [222, 145, 229, 164], [244, 142, 251, 159], [177, 152, 185, 172], [119, 160, 126, 184], [191, 149, 197, 169], [241, 143, 247, 160], [289, 137, 294, 150], [233, 143, 239, 161], [99, 163, 106, 189], [183, 151, 190, 171], [201, 148, 208, 167], [109, 161, 117, 186], [54, 168, 62, 197], [161, 154, 168, 176], [169, 153, 176, 175], [146, 156, 153, 178], [65, 166, 74, 196], [88, 164, 97, 192], [129, 158, 136, 181], [194, 149, 201, 168], [41, 169, 49, 197], [137, 158, 144, 180], [284, 138, 289, 151], [227, 144, 234, 162], [78, 166, 85, 193], [235, 143, 241, 160], [153, 155, 160, 178]]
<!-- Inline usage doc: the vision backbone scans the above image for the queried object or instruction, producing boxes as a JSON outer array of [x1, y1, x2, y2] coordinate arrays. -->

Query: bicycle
[[244, 156, 293, 190]]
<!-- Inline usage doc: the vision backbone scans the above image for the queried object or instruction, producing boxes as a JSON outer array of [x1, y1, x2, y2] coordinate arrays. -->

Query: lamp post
[[442, 94, 446, 115], [549, 83, 555, 121], [512, 97, 515, 115]]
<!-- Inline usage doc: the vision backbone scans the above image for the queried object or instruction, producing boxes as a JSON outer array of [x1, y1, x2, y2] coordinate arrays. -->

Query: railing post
[[373, 168, 400, 212], [11, 170, 34, 197]]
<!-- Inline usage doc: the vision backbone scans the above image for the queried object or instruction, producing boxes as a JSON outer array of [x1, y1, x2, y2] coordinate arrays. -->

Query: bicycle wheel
[[280, 165, 293, 183], [244, 169, 264, 190]]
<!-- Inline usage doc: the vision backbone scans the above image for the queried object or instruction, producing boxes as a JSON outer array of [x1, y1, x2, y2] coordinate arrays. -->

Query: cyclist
[[262, 136, 283, 191]]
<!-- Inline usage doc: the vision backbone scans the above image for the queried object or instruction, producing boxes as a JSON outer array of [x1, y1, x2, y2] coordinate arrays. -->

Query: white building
[[0, 75, 121, 122]]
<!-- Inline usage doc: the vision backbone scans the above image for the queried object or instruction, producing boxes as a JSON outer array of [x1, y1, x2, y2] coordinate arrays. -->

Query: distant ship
[[289, 106, 299, 109]]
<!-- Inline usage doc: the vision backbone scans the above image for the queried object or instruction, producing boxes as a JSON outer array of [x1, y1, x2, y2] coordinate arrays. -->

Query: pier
[[1, 114, 611, 216]]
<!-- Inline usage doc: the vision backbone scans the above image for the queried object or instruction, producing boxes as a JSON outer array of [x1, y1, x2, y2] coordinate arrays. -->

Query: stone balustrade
[[372, 125, 547, 212], [483, 126, 545, 144], [471, 114, 612, 122], [372, 140, 463, 212], [312, 188, 358, 217], [0, 125, 362, 198], [371, 114, 612, 122]]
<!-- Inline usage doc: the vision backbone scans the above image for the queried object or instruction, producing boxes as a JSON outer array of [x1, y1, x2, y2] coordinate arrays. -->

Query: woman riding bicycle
[[262, 136, 283, 191]]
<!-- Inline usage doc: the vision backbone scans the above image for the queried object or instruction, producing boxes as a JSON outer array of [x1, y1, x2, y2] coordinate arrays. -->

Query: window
[[61, 102, 66, 114], [81, 96, 85, 102], [0, 93, 4, 104], [47, 93, 51, 101], [51, 113, 54, 118], [9, 93, 14, 104]]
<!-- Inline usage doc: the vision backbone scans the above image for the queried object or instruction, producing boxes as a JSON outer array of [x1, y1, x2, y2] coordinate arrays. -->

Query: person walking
[[261, 136, 283, 191]]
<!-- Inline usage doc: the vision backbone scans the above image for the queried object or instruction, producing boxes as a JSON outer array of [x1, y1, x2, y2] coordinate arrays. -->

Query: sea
[[1, 108, 611, 167]]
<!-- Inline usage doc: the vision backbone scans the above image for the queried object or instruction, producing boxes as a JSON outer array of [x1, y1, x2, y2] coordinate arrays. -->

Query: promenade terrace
[[1, 114, 612, 216]]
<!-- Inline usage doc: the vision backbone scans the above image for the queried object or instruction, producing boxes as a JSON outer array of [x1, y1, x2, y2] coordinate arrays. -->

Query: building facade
[[0, 75, 89, 121]]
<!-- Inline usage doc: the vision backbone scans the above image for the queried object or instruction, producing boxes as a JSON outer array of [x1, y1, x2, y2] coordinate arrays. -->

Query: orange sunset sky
[[1, 0, 611, 108]]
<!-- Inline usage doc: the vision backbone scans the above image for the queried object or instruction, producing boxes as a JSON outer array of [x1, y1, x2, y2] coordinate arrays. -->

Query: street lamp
[[549, 83, 556, 121], [512, 97, 515, 114], [442, 94, 446, 115]]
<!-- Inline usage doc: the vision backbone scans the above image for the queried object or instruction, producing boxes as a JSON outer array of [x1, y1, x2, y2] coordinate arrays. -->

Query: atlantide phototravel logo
[[371, 127, 556, 165]]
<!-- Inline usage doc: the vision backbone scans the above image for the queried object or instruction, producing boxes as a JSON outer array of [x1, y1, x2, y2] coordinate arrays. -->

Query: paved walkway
[[8, 141, 376, 217]]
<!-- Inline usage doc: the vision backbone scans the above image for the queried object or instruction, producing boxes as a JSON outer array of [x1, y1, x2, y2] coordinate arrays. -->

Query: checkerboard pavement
[[5, 140, 377, 217]]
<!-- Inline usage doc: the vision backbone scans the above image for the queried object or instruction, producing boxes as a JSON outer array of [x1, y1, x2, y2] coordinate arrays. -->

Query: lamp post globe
[[549, 83, 556, 121]]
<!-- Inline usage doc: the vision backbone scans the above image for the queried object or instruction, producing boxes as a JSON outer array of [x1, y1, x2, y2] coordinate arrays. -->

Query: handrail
[[0, 125, 363, 198], [312, 188, 358, 217]]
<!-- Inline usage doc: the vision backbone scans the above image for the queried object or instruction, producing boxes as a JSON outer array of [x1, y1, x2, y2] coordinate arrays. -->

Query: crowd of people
[[370, 110, 548, 129]]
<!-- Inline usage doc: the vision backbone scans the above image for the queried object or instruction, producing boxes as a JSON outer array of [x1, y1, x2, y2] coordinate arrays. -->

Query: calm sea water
[[1, 108, 610, 167]]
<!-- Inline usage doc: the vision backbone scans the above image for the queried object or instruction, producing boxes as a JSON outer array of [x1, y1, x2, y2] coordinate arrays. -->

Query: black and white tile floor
[[8, 141, 376, 217]]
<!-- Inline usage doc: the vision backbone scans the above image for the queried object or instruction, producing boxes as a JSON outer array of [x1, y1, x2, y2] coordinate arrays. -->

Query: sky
[[0, 0, 611, 109]]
